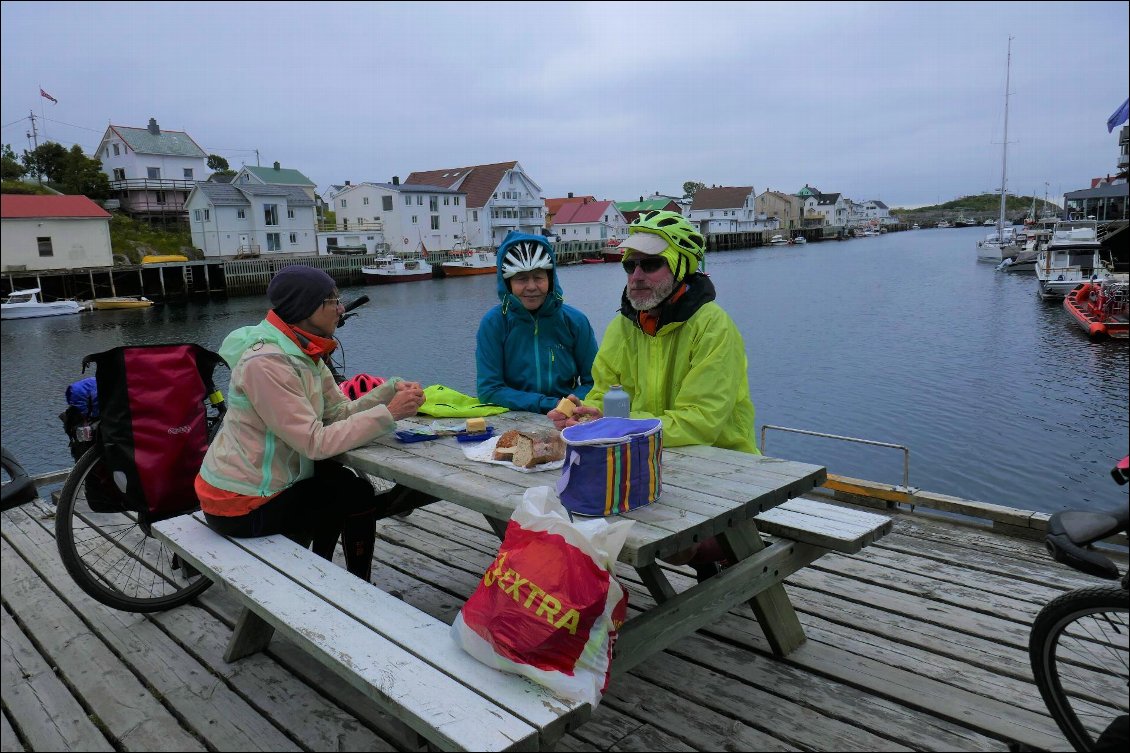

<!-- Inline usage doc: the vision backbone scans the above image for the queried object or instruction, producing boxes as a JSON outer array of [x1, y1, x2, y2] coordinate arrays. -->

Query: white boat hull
[[2, 288, 84, 320], [1, 301, 83, 319]]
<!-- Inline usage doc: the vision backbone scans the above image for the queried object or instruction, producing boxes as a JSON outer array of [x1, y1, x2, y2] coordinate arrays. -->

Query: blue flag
[[1108, 97, 1129, 133]]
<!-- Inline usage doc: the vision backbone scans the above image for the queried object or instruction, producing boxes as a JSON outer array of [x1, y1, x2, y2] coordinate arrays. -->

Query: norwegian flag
[[40, 88, 58, 104]]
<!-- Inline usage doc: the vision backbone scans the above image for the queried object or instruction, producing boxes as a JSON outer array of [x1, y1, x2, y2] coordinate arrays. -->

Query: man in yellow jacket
[[549, 209, 757, 579]]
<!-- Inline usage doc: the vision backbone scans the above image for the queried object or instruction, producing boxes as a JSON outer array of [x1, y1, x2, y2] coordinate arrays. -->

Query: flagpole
[[38, 83, 47, 141]]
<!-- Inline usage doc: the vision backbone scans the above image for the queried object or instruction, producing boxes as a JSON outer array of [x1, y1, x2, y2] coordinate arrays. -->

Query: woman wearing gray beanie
[[195, 265, 426, 582]]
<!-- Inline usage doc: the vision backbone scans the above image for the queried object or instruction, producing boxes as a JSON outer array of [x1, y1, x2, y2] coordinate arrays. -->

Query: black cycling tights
[[204, 460, 379, 581]]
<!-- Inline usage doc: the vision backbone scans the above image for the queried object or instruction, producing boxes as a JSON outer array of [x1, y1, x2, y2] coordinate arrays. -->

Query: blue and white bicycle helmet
[[501, 239, 553, 279]]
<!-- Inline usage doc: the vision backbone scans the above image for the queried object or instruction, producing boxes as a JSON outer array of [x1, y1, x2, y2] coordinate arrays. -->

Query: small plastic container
[[603, 385, 631, 418], [394, 429, 441, 443], [455, 427, 495, 443]]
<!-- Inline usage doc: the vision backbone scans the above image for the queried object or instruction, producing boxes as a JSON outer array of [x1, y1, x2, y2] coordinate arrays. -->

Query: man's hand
[[548, 395, 601, 430]]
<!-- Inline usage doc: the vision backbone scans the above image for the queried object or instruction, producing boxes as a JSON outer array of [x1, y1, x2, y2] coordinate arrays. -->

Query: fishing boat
[[792, 235, 808, 245], [769, 234, 789, 245], [1, 288, 84, 320], [91, 296, 154, 310], [361, 255, 433, 284], [601, 238, 623, 263], [442, 249, 496, 277], [1035, 220, 1109, 299], [977, 38, 1018, 264], [1062, 275, 1129, 340]]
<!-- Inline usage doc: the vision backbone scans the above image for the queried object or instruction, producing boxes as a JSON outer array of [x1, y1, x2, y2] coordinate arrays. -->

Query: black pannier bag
[[82, 343, 225, 525]]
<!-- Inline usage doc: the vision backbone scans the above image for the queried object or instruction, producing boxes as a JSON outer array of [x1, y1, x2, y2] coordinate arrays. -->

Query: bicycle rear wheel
[[1030, 585, 1129, 751], [54, 447, 212, 612]]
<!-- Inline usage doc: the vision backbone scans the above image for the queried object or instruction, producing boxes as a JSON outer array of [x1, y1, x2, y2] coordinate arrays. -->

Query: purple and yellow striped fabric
[[557, 417, 662, 516]]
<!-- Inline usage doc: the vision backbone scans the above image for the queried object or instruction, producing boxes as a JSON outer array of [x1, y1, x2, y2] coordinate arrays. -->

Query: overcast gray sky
[[2, 1, 1127, 208]]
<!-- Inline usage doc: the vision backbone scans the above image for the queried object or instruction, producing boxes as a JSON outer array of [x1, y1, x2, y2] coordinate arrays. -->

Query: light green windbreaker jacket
[[199, 318, 403, 497], [582, 279, 759, 454]]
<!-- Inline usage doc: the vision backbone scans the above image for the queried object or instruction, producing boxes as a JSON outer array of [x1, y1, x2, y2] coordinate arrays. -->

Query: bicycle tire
[[54, 447, 212, 613], [1030, 585, 1129, 751]]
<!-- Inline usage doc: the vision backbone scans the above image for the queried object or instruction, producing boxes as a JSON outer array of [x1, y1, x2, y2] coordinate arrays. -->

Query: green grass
[[108, 213, 195, 263]]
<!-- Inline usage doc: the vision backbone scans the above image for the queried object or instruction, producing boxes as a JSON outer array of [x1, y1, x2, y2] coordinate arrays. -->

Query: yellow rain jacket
[[583, 273, 758, 454]]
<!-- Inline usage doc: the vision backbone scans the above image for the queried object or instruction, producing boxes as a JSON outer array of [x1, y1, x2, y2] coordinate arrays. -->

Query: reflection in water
[[2, 227, 1126, 514]]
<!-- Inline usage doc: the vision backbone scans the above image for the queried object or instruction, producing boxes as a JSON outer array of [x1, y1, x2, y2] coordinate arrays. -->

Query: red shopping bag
[[451, 487, 633, 706]]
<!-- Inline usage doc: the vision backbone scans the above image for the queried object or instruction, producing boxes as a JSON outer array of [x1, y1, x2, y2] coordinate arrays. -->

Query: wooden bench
[[151, 512, 591, 752], [613, 496, 894, 671]]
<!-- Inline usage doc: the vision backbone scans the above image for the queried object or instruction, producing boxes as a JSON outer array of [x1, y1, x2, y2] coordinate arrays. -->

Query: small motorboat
[[792, 236, 807, 245], [1063, 276, 1128, 340], [442, 250, 496, 277], [1, 288, 84, 320], [769, 234, 789, 245], [362, 255, 433, 284], [92, 296, 154, 310]]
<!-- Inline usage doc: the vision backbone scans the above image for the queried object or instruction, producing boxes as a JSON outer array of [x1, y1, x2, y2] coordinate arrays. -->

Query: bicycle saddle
[[1045, 506, 1128, 580]]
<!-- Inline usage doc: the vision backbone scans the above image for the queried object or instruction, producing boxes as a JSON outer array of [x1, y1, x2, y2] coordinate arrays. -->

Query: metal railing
[[760, 424, 914, 497]]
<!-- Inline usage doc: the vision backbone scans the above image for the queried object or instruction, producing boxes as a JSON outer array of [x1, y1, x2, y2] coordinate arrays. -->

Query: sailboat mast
[[998, 37, 1012, 233]]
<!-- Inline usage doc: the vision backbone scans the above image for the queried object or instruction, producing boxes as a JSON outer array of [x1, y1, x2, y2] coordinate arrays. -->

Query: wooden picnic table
[[339, 411, 889, 675]]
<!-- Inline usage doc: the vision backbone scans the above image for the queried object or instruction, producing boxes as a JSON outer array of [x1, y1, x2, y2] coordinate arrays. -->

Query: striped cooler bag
[[556, 417, 662, 516]]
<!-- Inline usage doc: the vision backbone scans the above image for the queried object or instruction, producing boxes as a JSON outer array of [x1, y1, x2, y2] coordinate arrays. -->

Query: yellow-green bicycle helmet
[[627, 210, 706, 278]]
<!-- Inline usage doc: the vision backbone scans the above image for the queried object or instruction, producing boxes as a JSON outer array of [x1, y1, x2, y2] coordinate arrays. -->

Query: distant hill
[[892, 193, 1059, 218]]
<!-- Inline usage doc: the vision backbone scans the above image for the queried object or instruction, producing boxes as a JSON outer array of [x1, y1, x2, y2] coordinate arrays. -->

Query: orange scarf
[[267, 310, 337, 362]]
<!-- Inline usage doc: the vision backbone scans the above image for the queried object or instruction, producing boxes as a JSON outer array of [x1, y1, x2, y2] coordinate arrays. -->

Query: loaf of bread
[[555, 398, 575, 417], [512, 430, 566, 468], [492, 430, 521, 460], [493, 429, 565, 467]]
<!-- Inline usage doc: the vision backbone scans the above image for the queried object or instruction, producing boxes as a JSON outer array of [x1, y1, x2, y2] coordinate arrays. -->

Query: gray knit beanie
[[267, 265, 336, 323]]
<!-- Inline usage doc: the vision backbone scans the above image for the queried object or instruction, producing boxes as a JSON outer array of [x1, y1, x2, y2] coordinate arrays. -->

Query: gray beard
[[628, 277, 677, 311]]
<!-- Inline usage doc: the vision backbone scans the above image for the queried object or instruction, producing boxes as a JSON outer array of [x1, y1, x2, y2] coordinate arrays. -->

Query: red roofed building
[[1, 194, 113, 271], [404, 160, 545, 247], [551, 200, 628, 245], [544, 194, 595, 229]]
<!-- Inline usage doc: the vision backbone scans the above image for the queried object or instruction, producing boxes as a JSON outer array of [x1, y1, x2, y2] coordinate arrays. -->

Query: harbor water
[[2, 226, 1126, 515]]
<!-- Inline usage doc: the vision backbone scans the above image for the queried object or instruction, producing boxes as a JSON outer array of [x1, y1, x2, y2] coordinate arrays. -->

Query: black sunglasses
[[621, 258, 667, 274]]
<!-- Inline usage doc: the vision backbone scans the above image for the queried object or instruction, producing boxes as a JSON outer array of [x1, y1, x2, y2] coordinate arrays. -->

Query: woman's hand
[[387, 381, 425, 420]]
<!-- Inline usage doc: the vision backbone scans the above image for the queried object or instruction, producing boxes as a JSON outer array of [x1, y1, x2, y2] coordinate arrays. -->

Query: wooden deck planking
[[3, 491, 1125, 752]]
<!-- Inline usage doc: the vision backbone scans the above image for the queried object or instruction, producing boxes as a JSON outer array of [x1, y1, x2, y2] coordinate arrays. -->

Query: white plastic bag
[[451, 486, 633, 706]]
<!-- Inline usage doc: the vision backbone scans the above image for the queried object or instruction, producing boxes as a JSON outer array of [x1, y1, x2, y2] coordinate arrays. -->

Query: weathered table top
[[338, 411, 827, 568]]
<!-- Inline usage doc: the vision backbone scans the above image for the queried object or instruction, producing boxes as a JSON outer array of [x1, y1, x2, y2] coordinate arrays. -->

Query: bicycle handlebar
[[337, 295, 369, 328]]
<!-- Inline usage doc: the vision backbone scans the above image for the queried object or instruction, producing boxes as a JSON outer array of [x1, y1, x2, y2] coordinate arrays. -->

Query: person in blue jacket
[[475, 232, 599, 414]]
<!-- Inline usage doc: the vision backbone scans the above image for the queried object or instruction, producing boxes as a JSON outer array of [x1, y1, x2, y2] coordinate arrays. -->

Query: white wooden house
[[551, 200, 628, 243], [687, 186, 759, 233], [233, 163, 318, 202], [404, 161, 545, 248], [96, 118, 208, 221], [850, 199, 894, 226], [185, 181, 317, 258], [318, 179, 468, 255], [1, 195, 113, 272], [798, 186, 849, 227]]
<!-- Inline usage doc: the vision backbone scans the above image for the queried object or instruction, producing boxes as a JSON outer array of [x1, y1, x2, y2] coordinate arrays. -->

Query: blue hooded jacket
[[475, 231, 599, 413]]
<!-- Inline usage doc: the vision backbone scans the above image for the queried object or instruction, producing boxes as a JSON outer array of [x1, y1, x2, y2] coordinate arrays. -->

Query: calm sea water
[[2, 226, 1127, 514]]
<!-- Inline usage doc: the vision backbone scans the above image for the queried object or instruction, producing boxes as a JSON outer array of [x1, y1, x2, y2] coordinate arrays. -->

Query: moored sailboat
[[977, 37, 1018, 264]]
